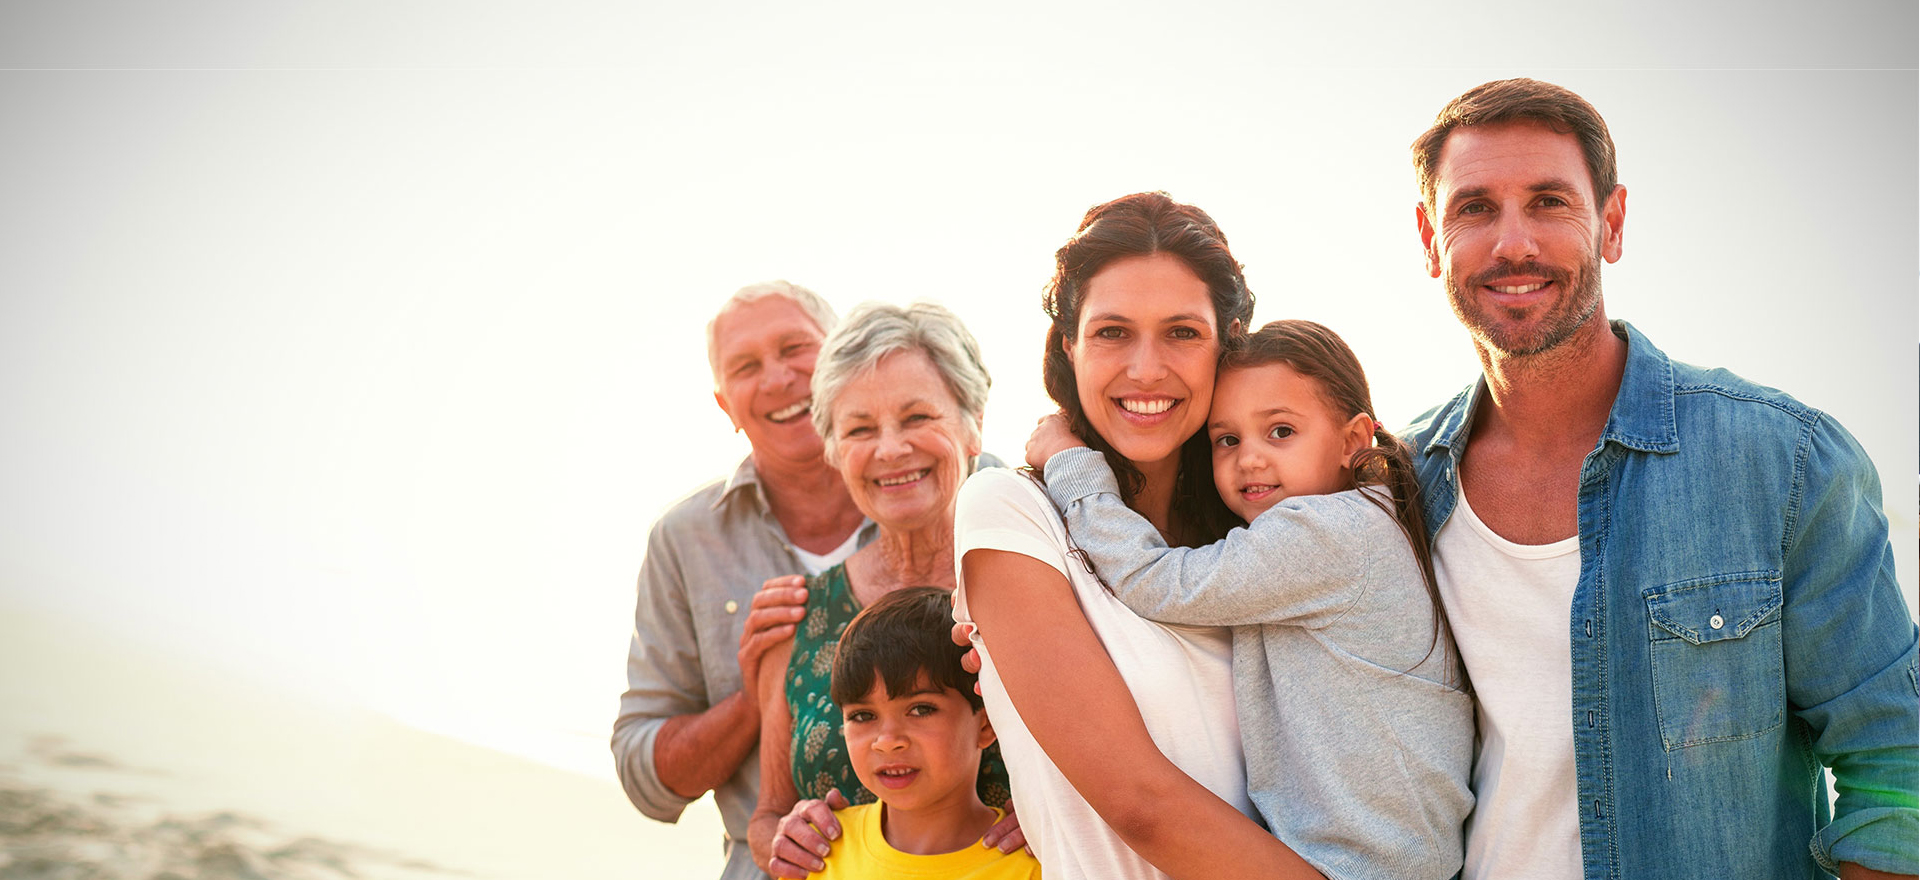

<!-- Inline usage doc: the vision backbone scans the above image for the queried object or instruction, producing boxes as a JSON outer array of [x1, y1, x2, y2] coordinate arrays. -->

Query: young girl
[[1025, 319, 1474, 879]]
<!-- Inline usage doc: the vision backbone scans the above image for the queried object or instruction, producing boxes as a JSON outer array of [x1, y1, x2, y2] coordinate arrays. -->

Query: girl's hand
[[1025, 412, 1087, 471]]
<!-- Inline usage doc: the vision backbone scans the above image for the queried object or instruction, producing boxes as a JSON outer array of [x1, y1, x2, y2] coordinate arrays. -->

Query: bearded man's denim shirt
[[1405, 321, 1918, 878]]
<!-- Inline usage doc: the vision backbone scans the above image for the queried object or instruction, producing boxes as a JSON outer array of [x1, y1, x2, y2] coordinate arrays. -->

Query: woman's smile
[[1069, 252, 1219, 472]]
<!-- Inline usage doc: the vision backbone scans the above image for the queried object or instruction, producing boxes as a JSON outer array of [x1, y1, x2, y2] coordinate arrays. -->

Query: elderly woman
[[746, 301, 1011, 875]]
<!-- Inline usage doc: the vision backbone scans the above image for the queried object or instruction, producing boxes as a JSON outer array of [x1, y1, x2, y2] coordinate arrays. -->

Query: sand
[[0, 599, 727, 879]]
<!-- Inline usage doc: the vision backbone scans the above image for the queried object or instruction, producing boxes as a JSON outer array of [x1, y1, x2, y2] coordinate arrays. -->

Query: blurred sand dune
[[0, 597, 725, 879]]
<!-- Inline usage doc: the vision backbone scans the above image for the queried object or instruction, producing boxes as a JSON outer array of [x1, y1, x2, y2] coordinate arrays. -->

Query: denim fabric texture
[[1406, 321, 1919, 878]]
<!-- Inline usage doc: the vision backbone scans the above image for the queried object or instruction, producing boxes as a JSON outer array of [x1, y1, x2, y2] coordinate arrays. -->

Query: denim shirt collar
[[1421, 320, 1680, 460]]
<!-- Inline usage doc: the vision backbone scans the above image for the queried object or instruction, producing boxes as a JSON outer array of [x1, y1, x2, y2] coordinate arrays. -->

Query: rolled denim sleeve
[[1041, 447, 1374, 628], [1784, 418, 1919, 874], [611, 516, 704, 823]]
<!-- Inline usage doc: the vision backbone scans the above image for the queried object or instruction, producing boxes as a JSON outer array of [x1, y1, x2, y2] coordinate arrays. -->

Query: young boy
[[813, 586, 1040, 879]]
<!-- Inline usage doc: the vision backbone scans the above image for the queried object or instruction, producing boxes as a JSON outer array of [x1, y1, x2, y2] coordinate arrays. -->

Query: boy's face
[[1207, 362, 1371, 523], [841, 671, 995, 813]]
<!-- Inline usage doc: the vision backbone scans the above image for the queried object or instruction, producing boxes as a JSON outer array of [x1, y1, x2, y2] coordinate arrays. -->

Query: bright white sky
[[2, 2, 1914, 784]]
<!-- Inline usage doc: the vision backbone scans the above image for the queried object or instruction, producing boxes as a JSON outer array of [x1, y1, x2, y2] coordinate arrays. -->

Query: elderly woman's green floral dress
[[784, 563, 1012, 807]]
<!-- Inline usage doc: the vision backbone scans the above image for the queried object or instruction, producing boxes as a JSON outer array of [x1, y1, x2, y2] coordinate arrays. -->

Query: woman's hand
[[983, 800, 1026, 853], [767, 789, 850, 878], [737, 575, 808, 698], [1025, 412, 1088, 471]]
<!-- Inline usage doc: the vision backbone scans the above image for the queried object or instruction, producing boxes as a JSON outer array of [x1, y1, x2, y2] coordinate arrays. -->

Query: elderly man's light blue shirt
[[1406, 320, 1918, 878]]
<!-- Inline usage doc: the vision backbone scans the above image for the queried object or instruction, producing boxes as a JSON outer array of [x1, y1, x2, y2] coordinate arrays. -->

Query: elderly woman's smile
[[828, 348, 980, 532]]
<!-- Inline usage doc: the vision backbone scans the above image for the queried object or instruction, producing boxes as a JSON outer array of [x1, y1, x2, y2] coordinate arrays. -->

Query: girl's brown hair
[[1223, 320, 1457, 685]]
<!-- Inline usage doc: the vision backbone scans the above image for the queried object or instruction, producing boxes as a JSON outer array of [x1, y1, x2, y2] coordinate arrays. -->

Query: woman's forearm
[[963, 549, 1322, 880]]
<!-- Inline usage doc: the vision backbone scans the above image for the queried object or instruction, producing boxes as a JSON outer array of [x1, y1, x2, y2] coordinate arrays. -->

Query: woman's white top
[[951, 468, 1252, 880]]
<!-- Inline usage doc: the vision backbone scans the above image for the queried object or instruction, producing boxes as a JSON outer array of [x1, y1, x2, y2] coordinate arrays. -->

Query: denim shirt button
[[1709, 613, 1725, 630]]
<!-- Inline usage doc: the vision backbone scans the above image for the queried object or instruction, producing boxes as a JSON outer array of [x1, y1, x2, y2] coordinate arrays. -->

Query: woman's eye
[[1093, 326, 1126, 339], [905, 413, 932, 424], [1268, 425, 1294, 440], [843, 426, 873, 439], [1169, 326, 1200, 340]]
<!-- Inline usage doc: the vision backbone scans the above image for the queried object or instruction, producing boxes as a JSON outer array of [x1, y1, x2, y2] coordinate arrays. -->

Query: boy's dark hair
[[830, 586, 983, 712]]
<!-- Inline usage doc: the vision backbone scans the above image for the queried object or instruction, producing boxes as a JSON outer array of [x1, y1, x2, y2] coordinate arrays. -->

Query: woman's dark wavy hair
[[1223, 320, 1458, 687], [1041, 192, 1253, 547]]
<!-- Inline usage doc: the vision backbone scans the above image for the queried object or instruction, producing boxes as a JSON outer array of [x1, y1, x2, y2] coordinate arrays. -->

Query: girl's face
[[1066, 253, 1219, 473], [1206, 362, 1372, 522]]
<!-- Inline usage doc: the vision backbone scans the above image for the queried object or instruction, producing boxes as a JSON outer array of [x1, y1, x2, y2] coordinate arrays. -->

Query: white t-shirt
[[793, 528, 861, 576], [951, 469, 1251, 880], [1434, 487, 1582, 880]]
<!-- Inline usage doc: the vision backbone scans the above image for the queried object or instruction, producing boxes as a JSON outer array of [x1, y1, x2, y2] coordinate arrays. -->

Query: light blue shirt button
[[1709, 614, 1724, 630]]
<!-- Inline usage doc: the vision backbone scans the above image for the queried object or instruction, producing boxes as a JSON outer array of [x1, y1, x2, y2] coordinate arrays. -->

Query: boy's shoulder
[[819, 804, 1042, 879]]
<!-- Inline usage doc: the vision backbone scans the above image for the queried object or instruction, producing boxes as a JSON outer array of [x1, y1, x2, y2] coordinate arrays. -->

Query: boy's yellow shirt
[[815, 803, 1041, 879]]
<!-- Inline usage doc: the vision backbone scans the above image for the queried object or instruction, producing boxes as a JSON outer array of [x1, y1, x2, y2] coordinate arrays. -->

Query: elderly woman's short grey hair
[[811, 301, 992, 460], [705, 280, 839, 385]]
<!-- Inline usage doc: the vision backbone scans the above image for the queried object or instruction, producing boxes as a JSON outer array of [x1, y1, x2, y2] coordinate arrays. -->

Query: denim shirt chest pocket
[[1643, 572, 1784, 749]]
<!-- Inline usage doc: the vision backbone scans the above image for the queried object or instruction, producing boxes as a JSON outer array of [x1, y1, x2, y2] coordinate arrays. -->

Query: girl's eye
[[846, 710, 873, 723], [1213, 434, 1239, 449], [1268, 425, 1295, 440], [908, 703, 937, 717]]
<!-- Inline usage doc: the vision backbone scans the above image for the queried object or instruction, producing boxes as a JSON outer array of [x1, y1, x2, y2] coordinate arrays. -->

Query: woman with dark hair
[[948, 192, 1325, 879]]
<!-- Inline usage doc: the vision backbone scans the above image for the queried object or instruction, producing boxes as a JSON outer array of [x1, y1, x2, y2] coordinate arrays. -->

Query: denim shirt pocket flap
[[1644, 573, 1781, 646], [1643, 572, 1785, 749]]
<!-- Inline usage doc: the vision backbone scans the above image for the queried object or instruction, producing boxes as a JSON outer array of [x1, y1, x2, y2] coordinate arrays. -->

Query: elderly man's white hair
[[705, 280, 838, 386]]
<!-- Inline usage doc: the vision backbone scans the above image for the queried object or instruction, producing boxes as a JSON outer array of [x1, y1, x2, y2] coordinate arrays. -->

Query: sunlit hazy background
[[3, 2, 1914, 876]]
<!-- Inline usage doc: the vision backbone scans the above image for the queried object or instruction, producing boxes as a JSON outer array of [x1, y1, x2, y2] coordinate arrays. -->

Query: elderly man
[[613, 281, 870, 880], [1405, 78, 1918, 879]]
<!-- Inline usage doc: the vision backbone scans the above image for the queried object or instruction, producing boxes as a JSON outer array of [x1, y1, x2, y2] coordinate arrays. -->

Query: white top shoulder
[[952, 468, 1251, 880]]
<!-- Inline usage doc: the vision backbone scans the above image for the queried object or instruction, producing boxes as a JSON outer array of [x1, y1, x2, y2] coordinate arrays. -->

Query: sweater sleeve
[[1039, 447, 1381, 629]]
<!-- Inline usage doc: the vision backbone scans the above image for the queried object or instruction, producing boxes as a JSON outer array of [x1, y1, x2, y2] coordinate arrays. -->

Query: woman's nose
[[1126, 340, 1170, 383], [875, 427, 911, 458]]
